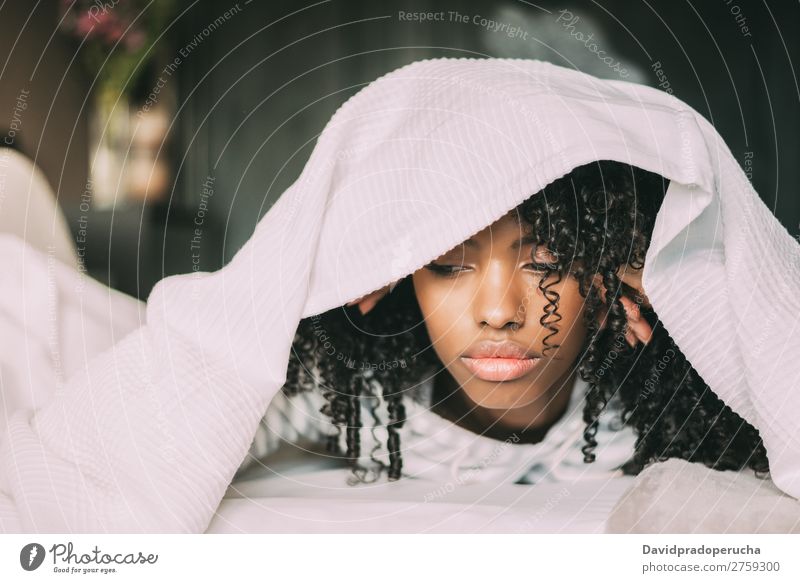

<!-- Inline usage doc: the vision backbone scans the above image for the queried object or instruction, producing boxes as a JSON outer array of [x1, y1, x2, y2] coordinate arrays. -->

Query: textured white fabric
[[0, 211, 636, 535], [237, 372, 639, 486], [0, 57, 798, 533], [0, 148, 79, 270]]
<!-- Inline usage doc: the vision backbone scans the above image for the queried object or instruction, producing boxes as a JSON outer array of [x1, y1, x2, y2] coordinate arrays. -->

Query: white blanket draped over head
[[223, 57, 799, 495], [2, 57, 798, 533]]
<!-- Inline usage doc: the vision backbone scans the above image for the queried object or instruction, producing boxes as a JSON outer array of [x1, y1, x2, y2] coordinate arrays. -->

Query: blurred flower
[[58, 0, 175, 99], [123, 29, 146, 51]]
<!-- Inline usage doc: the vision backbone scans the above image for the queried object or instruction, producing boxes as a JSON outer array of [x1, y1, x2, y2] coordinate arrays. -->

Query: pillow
[[0, 147, 78, 269], [604, 458, 800, 533]]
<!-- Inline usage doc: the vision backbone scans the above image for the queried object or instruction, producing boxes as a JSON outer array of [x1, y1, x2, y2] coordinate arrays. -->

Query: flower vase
[[88, 88, 131, 209]]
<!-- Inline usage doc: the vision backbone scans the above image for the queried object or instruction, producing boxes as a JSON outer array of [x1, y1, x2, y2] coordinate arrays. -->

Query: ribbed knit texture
[[236, 374, 639, 487], [0, 161, 324, 532], [1, 57, 797, 533]]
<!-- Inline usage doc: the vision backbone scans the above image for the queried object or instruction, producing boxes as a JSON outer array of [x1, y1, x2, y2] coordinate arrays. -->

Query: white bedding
[[209, 444, 636, 533], [0, 209, 635, 534], [605, 458, 800, 533]]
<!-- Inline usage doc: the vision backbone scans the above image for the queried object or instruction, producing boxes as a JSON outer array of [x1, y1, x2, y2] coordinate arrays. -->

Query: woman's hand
[[345, 281, 397, 315], [593, 264, 653, 348]]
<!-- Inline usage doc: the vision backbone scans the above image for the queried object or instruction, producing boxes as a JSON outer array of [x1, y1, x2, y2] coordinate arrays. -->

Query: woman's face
[[411, 210, 588, 416]]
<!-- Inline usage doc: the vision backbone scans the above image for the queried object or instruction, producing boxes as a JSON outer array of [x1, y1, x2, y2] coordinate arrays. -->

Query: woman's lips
[[460, 356, 542, 382]]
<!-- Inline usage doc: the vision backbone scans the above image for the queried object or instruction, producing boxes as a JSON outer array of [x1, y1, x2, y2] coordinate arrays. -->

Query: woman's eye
[[424, 263, 467, 277], [426, 262, 557, 276]]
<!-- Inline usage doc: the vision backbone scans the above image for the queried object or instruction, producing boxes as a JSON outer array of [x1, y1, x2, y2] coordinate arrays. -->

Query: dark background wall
[[2, 0, 798, 299], [0, 0, 89, 205]]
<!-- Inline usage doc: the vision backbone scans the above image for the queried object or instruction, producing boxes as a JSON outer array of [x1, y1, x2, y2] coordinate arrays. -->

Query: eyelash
[[424, 261, 558, 277]]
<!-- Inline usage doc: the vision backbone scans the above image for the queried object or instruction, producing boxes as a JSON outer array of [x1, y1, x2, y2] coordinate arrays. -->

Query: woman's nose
[[473, 264, 525, 330]]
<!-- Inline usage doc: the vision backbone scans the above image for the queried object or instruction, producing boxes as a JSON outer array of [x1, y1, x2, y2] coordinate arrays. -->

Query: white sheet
[[209, 446, 635, 533], [0, 230, 634, 533]]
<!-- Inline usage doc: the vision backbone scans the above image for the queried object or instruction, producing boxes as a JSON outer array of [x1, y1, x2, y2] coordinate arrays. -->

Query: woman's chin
[[460, 381, 541, 410]]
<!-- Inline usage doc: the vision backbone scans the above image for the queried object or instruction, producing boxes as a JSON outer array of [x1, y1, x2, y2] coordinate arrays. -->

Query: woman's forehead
[[472, 210, 530, 239], [439, 212, 534, 254]]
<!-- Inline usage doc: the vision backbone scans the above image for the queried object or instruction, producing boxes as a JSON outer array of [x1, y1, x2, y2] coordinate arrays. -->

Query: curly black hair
[[281, 159, 771, 485]]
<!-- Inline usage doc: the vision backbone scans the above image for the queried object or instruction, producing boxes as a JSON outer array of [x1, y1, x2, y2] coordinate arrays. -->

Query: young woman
[[241, 160, 768, 487], [1, 56, 795, 533]]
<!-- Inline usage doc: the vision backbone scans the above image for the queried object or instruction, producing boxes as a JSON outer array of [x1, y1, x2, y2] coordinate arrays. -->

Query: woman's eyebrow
[[461, 234, 537, 250], [511, 234, 538, 250]]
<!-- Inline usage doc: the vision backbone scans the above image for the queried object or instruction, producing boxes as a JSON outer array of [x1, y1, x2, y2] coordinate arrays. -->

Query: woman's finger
[[619, 294, 641, 322], [569, 269, 654, 345], [345, 284, 389, 306], [357, 288, 388, 315], [345, 283, 392, 315], [621, 295, 653, 346], [592, 268, 651, 310], [596, 289, 653, 347], [616, 264, 651, 309], [625, 317, 653, 347]]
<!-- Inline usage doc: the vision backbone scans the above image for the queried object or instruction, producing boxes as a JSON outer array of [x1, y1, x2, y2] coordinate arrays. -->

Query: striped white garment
[[236, 371, 640, 487]]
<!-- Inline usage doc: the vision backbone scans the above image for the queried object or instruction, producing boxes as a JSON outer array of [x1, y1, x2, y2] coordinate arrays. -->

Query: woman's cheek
[[553, 284, 589, 347], [414, 278, 469, 357], [527, 279, 587, 341], [424, 290, 464, 343]]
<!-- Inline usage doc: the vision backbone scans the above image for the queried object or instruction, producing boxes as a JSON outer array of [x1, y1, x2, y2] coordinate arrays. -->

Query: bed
[[7, 149, 797, 535], [208, 441, 800, 534], [208, 439, 636, 533]]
